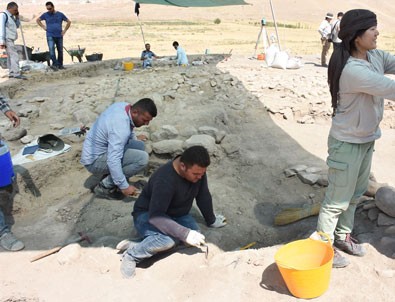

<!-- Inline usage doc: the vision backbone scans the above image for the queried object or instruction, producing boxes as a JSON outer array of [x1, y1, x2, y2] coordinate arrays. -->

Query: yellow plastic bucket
[[274, 233, 334, 299], [123, 61, 134, 71]]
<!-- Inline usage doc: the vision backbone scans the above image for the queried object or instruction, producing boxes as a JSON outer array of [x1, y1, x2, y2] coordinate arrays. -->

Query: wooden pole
[[137, 16, 146, 46], [269, 0, 281, 51]]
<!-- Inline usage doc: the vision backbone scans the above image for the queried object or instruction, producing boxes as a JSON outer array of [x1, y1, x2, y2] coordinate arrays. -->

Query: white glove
[[185, 230, 206, 247], [209, 214, 227, 228]]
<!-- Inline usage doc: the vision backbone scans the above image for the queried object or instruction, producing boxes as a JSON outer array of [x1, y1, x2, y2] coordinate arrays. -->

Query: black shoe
[[50, 66, 59, 71], [93, 183, 124, 200], [58, 66, 66, 70]]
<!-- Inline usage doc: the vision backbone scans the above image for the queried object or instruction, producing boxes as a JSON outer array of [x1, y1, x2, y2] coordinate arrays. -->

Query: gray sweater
[[330, 49, 395, 143]]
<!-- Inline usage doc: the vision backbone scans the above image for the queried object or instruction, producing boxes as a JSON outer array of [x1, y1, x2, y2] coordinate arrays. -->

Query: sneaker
[[116, 239, 140, 253], [116, 239, 132, 252], [332, 248, 350, 268], [93, 183, 124, 200], [120, 252, 136, 278], [0, 232, 25, 251], [50, 65, 59, 71], [58, 66, 66, 70], [334, 234, 366, 256]]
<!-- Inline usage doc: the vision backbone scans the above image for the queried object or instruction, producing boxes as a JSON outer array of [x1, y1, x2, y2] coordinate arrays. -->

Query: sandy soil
[[0, 1, 394, 301]]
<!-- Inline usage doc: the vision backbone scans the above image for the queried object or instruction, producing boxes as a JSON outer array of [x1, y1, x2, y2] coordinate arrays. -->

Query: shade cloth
[[136, 0, 248, 7]]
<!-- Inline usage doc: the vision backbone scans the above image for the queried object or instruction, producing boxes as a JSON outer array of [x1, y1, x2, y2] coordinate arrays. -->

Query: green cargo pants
[[317, 136, 375, 241]]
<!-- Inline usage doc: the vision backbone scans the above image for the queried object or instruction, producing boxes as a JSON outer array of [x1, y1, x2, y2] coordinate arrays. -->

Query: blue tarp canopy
[[135, 0, 248, 7]]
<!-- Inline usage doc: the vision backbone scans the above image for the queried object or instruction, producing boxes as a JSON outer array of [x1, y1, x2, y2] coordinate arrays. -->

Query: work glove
[[209, 214, 227, 228], [185, 230, 206, 247]]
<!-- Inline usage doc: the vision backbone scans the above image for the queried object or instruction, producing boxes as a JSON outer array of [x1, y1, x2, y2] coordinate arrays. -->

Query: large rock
[[152, 139, 184, 155], [184, 134, 216, 154], [179, 125, 198, 138], [297, 172, 319, 185], [151, 125, 178, 142], [376, 186, 395, 217], [377, 213, 395, 226], [1, 127, 27, 141], [220, 134, 240, 156]]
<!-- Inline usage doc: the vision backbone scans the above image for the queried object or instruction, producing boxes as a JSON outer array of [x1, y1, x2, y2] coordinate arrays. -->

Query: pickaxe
[[30, 232, 91, 262]]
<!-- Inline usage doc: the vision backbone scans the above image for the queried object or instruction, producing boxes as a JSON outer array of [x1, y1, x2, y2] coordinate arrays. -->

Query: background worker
[[331, 12, 344, 50], [80, 98, 157, 200], [317, 9, 395, 268], [120, 146, 227, 278], [0, 93, 24, 251], [0, 2, 26, 80], [36, 1, 71, 70], [172, 41, 188, 66], [140, 43, 159, 69], [318, 12, 333, 67]]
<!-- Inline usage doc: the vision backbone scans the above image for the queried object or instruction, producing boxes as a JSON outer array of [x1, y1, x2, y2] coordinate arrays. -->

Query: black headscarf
[[327, 9, 377, 115]]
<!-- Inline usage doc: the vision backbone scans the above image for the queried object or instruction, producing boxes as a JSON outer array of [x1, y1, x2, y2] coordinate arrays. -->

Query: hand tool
[[202, 244, 209, 259], [239, 241, 257, 250]]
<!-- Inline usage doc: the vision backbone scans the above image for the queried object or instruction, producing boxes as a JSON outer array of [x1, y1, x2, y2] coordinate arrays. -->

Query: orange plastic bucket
[[257, 53, 265, 60], [274, 233, 334, 299]]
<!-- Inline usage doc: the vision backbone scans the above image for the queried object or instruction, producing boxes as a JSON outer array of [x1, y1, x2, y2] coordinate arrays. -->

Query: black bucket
[[85, 53, 103, 62]]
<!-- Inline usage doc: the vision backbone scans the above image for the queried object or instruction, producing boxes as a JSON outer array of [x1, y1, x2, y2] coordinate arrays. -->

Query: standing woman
[[316, 9, 395, 268]]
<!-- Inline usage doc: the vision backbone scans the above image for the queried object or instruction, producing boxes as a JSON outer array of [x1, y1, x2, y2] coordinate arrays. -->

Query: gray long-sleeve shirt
[[330, 49, 395, 143]]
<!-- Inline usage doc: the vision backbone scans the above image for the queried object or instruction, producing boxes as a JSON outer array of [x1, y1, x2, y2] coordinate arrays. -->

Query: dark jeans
[[47, 36, 64, 67]]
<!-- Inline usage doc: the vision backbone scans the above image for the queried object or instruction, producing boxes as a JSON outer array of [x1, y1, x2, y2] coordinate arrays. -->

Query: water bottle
[[0, 140, 15, 188]]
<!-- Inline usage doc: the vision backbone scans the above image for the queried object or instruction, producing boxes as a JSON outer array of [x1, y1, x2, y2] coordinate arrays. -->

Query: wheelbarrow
[[63, 45, 85, 63]]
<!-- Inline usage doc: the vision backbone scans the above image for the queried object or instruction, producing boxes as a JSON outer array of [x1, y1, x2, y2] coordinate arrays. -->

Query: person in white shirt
[[318, 12, 333, 67], [172, 41, 188, 66], [0, 2, 26, 79]]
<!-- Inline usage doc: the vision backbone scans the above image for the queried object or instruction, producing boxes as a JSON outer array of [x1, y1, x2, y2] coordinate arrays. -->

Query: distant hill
[[17, 0, 395, 31]]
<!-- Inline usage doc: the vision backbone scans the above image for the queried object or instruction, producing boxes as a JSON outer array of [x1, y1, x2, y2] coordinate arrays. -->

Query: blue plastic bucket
[[0, 141, 14, 187]]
